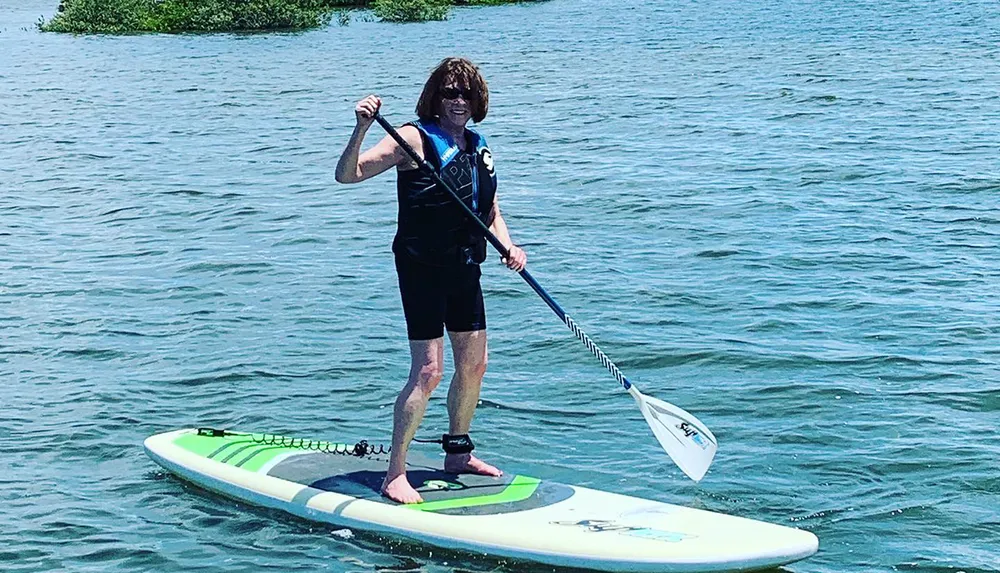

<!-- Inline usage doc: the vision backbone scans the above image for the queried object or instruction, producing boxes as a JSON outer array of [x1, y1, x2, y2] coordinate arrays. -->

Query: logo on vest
[[480, 149, 495, 175]]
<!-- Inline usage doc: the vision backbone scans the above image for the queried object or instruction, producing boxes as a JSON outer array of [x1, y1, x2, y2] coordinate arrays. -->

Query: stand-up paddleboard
[[144, 428, 817, 572]]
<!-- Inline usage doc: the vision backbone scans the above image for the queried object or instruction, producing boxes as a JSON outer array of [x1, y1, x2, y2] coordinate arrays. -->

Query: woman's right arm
[[336, 95, 403, 184]]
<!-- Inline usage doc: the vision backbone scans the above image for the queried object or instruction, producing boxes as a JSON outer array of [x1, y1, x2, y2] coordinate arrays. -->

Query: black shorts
[[395, 254, 486, 340]]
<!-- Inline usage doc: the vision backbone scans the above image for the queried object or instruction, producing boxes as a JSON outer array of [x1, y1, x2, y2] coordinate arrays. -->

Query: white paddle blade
[[631, 388, 718, 482]]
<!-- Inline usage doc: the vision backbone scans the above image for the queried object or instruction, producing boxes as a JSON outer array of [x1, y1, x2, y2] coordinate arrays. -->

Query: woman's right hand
[[355, 95, 381, 128]]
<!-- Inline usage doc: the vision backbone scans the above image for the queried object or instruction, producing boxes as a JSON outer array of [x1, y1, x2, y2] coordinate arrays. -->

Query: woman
[[335, 57, 527, 504]]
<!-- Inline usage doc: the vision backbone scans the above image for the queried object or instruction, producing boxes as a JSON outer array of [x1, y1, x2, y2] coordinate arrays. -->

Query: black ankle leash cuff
[[442, 433, 475, 454]]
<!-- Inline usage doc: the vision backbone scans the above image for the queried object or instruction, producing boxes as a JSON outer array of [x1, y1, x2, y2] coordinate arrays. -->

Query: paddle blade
[[632, 389, 718, 482]]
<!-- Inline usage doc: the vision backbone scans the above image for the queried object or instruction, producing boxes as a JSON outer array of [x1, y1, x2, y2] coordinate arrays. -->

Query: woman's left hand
[[501, 245, 527, 272]]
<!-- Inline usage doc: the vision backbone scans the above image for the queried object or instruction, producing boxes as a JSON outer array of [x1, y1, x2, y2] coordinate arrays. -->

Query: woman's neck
[[437, 118, 467, 144]]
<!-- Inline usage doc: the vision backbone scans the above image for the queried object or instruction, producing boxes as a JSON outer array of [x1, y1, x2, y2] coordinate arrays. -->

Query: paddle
[[372, 112, 718, 481]]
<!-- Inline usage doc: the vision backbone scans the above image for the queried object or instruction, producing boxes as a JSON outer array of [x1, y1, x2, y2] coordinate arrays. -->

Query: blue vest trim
[[414, 120, 488, 169]]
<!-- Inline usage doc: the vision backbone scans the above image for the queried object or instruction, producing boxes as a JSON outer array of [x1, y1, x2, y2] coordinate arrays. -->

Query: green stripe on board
[[174, 432, 253, 458], [237, 446, 303, 472], [173, 432, 348, 473], [236, 442, 352, 472], [407, 475, 541, 512]]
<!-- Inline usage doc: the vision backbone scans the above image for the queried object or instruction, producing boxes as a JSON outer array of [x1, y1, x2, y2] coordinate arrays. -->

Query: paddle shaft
[[373, 112, 633, 391]]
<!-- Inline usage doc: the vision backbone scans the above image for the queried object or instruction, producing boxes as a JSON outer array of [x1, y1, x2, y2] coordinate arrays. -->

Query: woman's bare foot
[[444, 453, 503, 477], [381, 473, 423, 504]]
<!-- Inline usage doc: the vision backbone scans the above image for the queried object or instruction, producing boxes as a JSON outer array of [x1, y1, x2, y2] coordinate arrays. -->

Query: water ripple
[[3, 0, 1000, 572]]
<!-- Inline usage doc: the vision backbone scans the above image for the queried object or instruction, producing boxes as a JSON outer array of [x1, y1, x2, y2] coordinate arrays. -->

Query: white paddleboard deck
[[144, 429, 818, 572]]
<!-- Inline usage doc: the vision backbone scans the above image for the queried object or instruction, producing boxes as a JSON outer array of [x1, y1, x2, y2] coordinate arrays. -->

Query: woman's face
[[438, 78, 473, 126]]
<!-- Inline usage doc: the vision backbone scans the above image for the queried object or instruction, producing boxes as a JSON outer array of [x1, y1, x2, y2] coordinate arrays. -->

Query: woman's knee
[[408, 338, 445, 392], [411, 360, 444, 392]]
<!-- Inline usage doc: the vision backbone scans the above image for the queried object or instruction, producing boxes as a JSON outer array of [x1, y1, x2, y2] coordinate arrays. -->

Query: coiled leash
[[196, 428, 476, 456], [196, 428, 389, 457]]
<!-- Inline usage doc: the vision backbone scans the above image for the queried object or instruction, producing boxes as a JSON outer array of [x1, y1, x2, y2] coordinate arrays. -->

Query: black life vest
[[393, 120, 497, 266]]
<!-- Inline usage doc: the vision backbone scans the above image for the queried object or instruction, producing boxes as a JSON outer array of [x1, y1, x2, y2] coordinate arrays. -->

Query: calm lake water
[[2, 0, 999, 571]]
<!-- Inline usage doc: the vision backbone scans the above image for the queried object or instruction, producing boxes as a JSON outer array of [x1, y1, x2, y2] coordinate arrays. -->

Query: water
[[2, 0, 999, 571]]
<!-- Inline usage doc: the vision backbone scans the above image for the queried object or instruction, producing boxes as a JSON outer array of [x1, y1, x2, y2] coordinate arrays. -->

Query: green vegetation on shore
[[371, 0, 448, 22], [39, 0, 542, 32]]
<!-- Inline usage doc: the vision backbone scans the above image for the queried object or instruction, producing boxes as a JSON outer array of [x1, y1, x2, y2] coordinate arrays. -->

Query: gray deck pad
[[268, 451, 574, 515]]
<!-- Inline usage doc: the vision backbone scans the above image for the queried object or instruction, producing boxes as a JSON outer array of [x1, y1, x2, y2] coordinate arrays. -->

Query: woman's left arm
[[488, 198, 527, 272]]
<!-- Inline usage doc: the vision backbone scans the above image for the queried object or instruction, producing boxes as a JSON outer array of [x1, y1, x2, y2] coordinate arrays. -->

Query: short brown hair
[[415, 57, 489, 123]]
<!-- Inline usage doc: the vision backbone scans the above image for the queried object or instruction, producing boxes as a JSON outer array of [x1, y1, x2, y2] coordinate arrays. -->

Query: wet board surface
[[145, 428, 819, 572]]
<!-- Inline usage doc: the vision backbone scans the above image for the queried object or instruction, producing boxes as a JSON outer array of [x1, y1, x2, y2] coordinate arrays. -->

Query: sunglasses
[[440, 86, 472, 100]]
